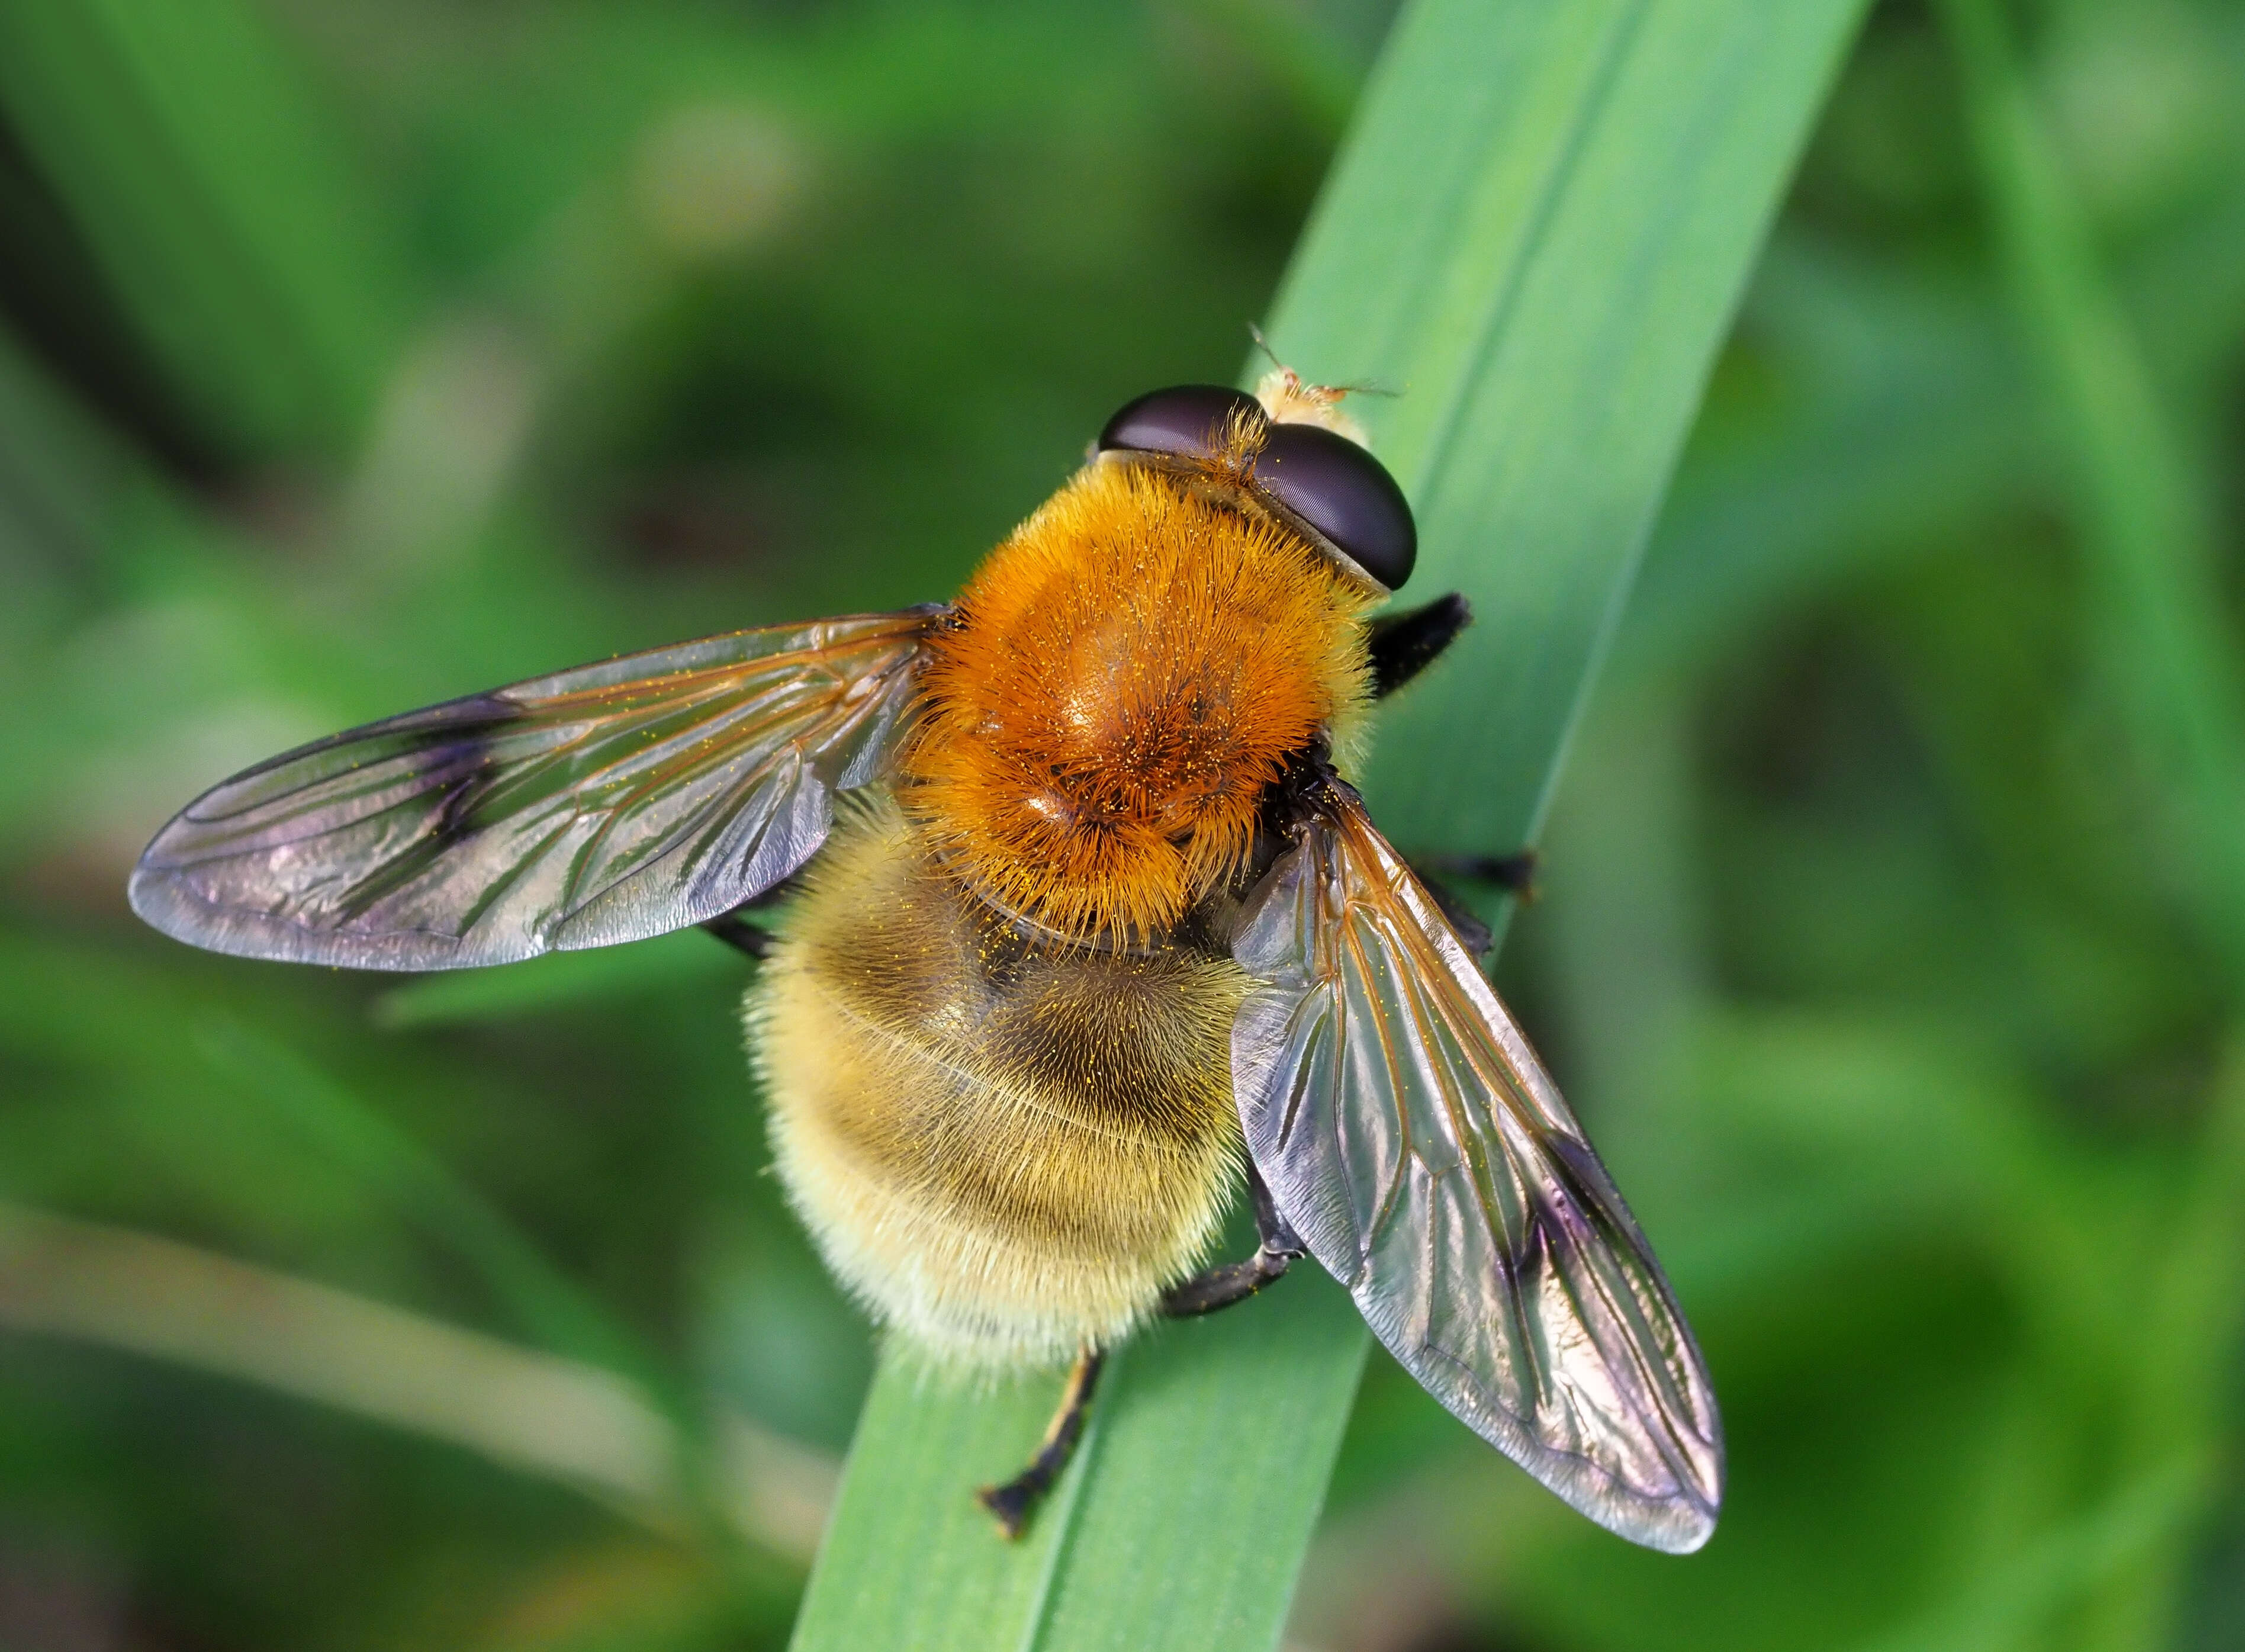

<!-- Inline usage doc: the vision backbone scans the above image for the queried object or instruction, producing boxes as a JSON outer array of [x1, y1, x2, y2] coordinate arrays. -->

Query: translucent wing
[[129, 608, 941, 970], [1230, 779, 1723, 1553]]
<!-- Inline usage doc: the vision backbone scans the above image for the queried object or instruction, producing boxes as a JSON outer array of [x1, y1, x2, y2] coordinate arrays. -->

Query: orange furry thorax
[[899, 459, 1372, 943]]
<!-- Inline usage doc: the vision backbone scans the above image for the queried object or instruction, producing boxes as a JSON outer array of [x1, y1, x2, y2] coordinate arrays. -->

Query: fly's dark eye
[[1098, 382, 1417, 590], [1252, 423, 1416, 590], [1098, 384, 1264, 462]]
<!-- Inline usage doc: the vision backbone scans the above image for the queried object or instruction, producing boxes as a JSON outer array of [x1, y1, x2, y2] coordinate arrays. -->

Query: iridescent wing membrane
[[130, 608, 940, 970], [1230, 779, 1723, 1553]]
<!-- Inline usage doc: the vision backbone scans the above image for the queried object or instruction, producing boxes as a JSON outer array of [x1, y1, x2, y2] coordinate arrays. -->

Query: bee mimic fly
[[130, 365, 1723, 1554]]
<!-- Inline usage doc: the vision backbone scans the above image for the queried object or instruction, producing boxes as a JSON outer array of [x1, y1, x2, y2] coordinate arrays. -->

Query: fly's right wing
[[1230, 777, 1723, 1553], [130, 608, 941, 970]]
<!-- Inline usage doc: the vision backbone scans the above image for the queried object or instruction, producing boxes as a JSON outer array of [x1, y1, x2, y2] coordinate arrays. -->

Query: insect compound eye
[[1250, 422, 1416, 591], [1098, 382, 1418, 590], [1097, 384, 1266, 463]]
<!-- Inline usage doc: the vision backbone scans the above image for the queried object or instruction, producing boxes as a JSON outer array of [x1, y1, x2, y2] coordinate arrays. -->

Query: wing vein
[[129, 610, 936, 970]]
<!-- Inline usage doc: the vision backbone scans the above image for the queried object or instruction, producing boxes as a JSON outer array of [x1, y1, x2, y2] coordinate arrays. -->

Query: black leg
[[1406, 850, 1539, 958], [1413, 871, 1495, 957], [1161, 1161, 1307, 1319], [698, 875, 808, 959], [1417, 849, 1539, 899], [700, 911, 775, 959], [1368, 593, 1471, 699], [977, 1348, 1105, 1539]]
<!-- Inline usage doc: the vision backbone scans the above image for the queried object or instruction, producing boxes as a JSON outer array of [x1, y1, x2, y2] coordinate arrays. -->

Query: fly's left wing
[[129, 608, 940, 970], [1230, 776, 1723, 1553]]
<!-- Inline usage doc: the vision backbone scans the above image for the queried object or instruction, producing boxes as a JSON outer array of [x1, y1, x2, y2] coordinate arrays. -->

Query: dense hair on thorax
[[900, 458, 1372, 944]]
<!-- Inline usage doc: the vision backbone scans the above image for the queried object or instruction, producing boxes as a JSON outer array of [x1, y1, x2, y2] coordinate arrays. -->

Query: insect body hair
[[749, 802, 1249, 1371], [901, 461, 1374, 945]]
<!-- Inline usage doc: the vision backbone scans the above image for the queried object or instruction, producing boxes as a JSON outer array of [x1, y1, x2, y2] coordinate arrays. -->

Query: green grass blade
[[789, 1, 1864, 1647], [792, 1268, 1364, 1652], [1290, 0, 1867, 856]]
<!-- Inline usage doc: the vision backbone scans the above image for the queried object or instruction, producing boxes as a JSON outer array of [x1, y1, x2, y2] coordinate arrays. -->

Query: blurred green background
[[2, 1, 2243, 1648]]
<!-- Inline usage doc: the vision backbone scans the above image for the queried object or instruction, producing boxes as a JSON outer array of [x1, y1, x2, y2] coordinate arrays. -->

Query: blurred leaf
[[1198, 0, 1369, 136], [194, 1017, 670, 1401], [0, 1200, 840, 1566], [788, 0, 1867, 1647], [1622, 245, 2040, 674], [0, 1200, 677, 1524], [0, 0, 414, 458], [0, 329, 133, 628], [1845, 1458, 2204, 1652], [1941, 0, 2245, 988], [1622, 130, 2245, 683]]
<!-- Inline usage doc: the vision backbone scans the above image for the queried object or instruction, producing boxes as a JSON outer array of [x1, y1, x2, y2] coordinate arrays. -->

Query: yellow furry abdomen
[[748, 805, 1249, 1370]]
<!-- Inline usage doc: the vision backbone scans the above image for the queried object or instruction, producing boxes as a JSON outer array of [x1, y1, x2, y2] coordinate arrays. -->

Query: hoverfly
[[130, 367, 1723, 1553]]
